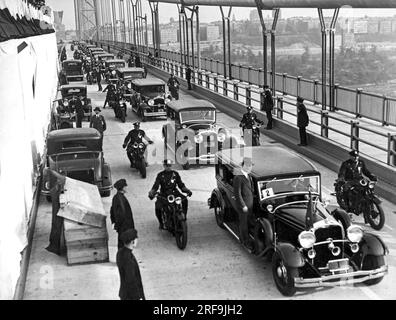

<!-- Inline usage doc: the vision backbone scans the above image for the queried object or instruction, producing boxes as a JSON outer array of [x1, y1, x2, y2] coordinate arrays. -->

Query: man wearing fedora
[[111, 179, 135, 249], [116, 228, 145, 300], [89, 107, 106, 149], [233, 158, 255, 252]]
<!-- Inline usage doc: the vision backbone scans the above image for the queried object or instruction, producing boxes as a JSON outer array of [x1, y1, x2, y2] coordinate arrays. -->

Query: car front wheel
[[213, 198, 225, 229], [272, 251, 298, 297], [362, 255, 385, 286]]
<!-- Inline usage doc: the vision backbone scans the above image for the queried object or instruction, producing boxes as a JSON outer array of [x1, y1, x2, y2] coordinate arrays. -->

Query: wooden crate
[[64, 219, 109, 265], [58, 177, 107, 228]]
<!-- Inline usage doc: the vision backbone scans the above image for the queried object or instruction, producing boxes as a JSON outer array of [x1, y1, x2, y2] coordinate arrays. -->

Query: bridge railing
[[95, 39, 396, 167]]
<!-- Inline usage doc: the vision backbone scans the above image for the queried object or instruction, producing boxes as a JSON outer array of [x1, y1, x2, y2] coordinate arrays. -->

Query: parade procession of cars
[[47, 40, 390, 298]]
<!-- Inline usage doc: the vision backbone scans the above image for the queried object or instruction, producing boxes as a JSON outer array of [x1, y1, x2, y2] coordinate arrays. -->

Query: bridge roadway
[[23, 54, 396, 301]]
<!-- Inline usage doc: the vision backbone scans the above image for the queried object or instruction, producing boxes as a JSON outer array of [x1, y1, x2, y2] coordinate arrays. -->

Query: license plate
[[327, 258, 349, 272], [203, 142, 215, 148]]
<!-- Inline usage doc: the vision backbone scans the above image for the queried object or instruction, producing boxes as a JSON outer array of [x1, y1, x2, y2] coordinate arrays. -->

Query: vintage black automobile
[[55, 84, 92, 124], [162, 99, 237, 170], [96, 53, 115, 61], [129, 78, 170, 122], [116, 67, 146, 81], [62, 59, 84, 82], [42, 128, 112, 199], [88, 47, 104, 55], [105, 59, 126, 71], [208, 146, 388, 296]]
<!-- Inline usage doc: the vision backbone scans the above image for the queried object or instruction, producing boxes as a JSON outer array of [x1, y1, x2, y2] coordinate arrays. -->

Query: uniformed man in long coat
[[116, 228, 145, 300], [111, 179, 135, 249], [148, 160, 192, 229]]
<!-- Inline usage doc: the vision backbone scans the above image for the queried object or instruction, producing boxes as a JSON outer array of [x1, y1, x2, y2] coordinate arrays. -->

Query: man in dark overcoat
[[233, 158, 255, 252], [297, 96, 309, 146], [89, 107, 106, 149], [111, 179, 135, 249], [116, 228, 145, 300]]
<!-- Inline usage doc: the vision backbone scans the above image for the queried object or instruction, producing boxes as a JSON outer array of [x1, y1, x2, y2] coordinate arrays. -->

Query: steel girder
[[74, 0, 100, 40], [149, 0, 396, 8]]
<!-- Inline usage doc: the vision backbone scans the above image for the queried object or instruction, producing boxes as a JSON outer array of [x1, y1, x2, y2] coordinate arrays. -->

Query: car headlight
[[369, 182, 375, 189], [45, 181, 50, 190], [194, 134, 203, 144], [175, 197, 182, 205], [138, 143, 144, 149], [165, 98, 171, 103], [217, 132, 226, 142], [148, 99, 154, 106], [167, 195, 175, 203], [182, 124, 187, 129], [298, 230, 316, 249], [347, 225, 363, 243]]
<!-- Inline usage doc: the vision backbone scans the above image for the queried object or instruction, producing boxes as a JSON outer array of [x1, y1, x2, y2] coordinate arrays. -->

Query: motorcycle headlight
[[194, 134, 203, 144], [347, 225, 363, 243], [298, 230, 316, 249], [148, 99, 154, 106], [369, 182, 375, 189], [133, 142, 138, 148], [167, 195, 175, 203], [175, 197, 182, 205], [217, 132, 226, 142]]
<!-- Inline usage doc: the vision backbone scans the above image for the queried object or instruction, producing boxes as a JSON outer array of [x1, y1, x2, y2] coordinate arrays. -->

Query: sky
[[45, 0, 396, 30]]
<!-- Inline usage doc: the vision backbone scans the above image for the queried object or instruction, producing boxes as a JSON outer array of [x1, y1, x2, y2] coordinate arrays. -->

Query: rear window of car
[[65, 88, 83, 94], [180, 109, 215, 123]]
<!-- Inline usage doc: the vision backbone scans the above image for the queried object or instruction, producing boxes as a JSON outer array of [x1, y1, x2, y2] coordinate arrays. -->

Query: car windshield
[[124, 72, 143, 79], [257, 175, 320, 201], [140, 85, 165, 97], [179, 109, 215, 123]]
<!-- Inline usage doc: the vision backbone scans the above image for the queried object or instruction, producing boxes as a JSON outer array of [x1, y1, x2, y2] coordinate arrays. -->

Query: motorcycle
[[151, 193, 189, 250], [334, 177, 385, 230], [241, 124, 261, 146], [127, 142, 147, 178]]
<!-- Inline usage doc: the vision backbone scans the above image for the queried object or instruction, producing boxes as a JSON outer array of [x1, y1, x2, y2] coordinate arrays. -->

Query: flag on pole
[[305, 190, 314, 230]]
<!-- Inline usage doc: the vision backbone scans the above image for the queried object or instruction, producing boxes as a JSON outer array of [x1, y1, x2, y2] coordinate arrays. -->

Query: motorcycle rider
[[239, 106, 264, 145], [167, 74, 180, 100], [148, 159, 192, 230], [123, 122, 154, 168], [102, 82, 117, 108], [337, 150, 377, 209]]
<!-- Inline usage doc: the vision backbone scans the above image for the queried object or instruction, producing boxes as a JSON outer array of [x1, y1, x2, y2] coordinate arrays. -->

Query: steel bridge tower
[[74, 0, 100, 40]]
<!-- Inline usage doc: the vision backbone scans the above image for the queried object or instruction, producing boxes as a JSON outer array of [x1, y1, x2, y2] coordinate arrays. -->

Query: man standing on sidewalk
[[186, 66, 192, 90], [261, 85, 274, 129], [297, 96, 309, 146]]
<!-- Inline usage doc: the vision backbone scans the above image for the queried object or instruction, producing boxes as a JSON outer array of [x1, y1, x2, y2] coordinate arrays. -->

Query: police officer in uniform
[[239, 106, 264, 145], [123, 122, 154, 167], [338, 150, 377, 209], [148, 160, 192, 229], [102, 83, 116, 109]]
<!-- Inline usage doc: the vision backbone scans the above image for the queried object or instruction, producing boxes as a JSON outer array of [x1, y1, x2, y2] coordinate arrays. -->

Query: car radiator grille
[[312, 225, 344, 269]]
